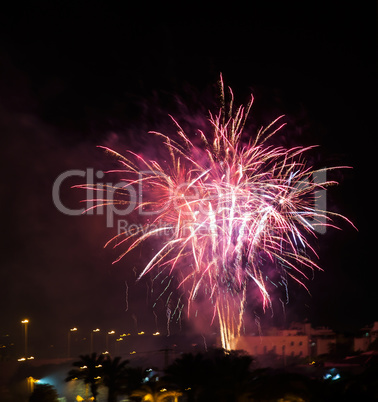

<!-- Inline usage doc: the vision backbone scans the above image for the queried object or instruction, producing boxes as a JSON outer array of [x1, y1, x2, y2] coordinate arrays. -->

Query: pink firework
[[79, 77, 352, 350]]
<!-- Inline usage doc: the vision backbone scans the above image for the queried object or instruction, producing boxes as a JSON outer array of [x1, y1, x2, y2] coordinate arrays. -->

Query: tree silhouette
[[65, 353, 104, 401], [164, 349, 254, 402], [125, 366, 150, 395], [164, 351, 209, 401], [210, 349, 254, 401], [101, 355, 130, 402], [29, 383, 59, 402]]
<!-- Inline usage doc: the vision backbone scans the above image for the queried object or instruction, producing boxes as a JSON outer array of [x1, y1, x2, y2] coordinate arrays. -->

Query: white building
[[235, 322, 337, 359], [236, 334, 309, 359]]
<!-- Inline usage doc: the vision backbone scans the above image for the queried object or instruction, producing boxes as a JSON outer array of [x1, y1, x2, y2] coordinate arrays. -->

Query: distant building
[[354, 336, 370, 352], [235, 322, 337, 359], [307, 325, 336, 356], [353, 321, 378, 352], [236, 334, 309, 359]]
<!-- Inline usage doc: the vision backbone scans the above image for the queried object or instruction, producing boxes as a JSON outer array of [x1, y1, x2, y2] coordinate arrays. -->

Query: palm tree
[[66, 352, 105, 401], [131, 382, 182, 402], [101, 355, 130, 402]]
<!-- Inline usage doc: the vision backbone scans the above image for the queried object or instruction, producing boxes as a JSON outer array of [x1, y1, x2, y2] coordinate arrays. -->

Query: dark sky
[[0, 3, 375, 355]]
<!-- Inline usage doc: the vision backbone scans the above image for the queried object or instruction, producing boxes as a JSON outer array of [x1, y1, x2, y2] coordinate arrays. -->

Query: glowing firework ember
[[79, 77, 352, 350]]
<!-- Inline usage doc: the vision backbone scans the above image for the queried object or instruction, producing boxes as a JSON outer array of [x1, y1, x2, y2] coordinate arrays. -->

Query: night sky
[[0, 3, 375, 356]]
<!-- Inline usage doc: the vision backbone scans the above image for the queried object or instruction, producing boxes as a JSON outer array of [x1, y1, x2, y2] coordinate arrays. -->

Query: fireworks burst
[[79, 77, 352, 350]]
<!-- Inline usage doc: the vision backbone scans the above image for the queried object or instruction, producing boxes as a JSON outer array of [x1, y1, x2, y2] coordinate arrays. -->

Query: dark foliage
[[164, 348, 254, 402], [101, 355, 130, 402], [29, 383, 59, 402], [66, 353, 105, 401]]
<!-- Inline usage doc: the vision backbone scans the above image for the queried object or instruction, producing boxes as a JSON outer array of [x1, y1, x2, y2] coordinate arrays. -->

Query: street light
[[68, 327, 78, 358], [21, 319, 29, 357], [27, 376, 39, 394], [115, 337, 124, 355], [90, 328, 100, 353], [106, 330, 115, 354]]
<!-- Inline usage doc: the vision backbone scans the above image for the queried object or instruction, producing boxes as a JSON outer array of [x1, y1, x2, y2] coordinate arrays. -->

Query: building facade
[[236, 335, 309, 358], [235, 322, 337, 360]]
